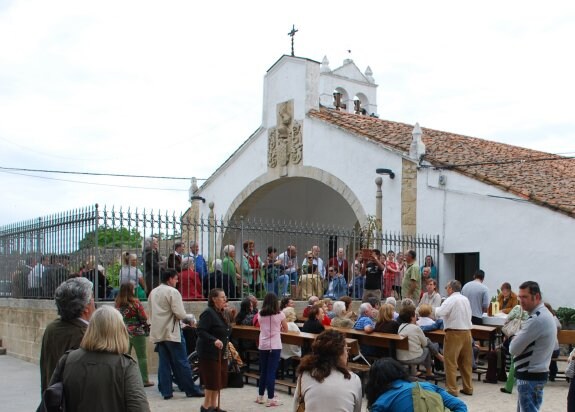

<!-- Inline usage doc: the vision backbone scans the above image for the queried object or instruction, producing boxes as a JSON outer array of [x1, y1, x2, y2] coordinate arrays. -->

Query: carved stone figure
[[267, 100, 302, 176]]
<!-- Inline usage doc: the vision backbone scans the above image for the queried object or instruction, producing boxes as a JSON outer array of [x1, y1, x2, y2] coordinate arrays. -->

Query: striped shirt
[[509, 303, 556, 377]]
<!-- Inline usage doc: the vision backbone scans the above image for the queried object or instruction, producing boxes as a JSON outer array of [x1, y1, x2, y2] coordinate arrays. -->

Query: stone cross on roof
[[288, 24, 298, 56]]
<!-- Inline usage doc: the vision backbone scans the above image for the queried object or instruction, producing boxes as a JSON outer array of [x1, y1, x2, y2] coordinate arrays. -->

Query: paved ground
[[1, 355, 569, 412]]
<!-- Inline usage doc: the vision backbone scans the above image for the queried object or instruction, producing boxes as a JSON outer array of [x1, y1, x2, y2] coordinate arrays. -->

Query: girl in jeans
[[256, 292, 288, 407]]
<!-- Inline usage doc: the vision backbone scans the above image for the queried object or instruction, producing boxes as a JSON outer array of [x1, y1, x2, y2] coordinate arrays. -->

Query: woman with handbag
[[115, 283, 154, 387], [45, 305, 150, 411], [293, 330, 362, 412], [197, 288, 231, 412]]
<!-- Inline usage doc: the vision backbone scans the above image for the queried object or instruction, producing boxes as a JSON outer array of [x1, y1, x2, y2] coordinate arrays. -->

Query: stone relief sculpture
[[267, 100, 302, 176]]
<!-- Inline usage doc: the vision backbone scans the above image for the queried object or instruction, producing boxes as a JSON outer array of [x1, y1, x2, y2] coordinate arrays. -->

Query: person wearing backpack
[[366, 358, 467, 412]]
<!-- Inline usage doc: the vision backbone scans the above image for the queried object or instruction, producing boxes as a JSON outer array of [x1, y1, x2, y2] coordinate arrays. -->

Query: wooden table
[[425, 325, 497, 347], [231, 324, 360, 355]]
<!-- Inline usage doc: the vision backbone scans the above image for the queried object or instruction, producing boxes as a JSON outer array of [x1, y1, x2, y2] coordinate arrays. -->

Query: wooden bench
[[329, 326, 409, 358], [234, 325, 360, 393], [552, 329, 575, 380]]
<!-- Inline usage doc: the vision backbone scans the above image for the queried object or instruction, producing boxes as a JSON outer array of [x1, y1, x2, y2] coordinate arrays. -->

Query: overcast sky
[[0, 0, 574, 226]]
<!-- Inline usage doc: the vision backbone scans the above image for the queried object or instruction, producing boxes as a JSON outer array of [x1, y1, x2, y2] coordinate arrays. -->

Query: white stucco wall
[[195, 54, 574, 308], [417, 166, 574, 307], [304, 118, 404, 232]]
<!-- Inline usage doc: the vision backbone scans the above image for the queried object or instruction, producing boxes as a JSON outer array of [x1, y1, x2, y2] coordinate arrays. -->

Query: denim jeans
[[517, 379, 546, 412], [258, 349, 281, 399], [276, 274, 290, 296], [156, 334, 201, 397], [266, 281, 278, 295]]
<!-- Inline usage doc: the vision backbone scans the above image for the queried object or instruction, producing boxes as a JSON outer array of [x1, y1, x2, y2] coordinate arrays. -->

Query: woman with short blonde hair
[[48, 305, 150, 411], [280, 306, 301, 361], [81, 305, 130, 354]]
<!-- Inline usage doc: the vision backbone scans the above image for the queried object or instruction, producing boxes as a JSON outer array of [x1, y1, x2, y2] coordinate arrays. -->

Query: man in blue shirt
[[188, 241, 208, 280]]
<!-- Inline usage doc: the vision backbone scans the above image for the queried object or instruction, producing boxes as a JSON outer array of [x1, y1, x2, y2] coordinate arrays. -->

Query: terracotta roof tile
[[309, 108, 575, 218]]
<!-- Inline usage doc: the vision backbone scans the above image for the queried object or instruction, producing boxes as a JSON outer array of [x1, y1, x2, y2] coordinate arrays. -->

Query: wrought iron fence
[[0, 205, 439, 301]]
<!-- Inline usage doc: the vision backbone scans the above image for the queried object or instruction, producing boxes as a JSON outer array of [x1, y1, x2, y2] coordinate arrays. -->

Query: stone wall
[[0, 298, 331, 373]]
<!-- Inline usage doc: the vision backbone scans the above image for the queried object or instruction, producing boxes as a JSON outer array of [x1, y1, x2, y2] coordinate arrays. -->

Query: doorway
[[454, 253, 479, 285]]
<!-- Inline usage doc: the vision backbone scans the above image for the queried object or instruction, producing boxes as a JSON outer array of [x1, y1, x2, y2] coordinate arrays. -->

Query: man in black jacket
[[39, 277, 95, 395], [143, 237, 161, 294]]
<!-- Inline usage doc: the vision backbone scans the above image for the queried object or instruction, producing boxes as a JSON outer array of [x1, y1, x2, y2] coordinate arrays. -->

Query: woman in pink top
[[256, 292, 288, 407]]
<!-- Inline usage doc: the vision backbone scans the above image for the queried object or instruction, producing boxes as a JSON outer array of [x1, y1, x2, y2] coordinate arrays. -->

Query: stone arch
[[354, 92, 369, 113], [333, 87, 350, 111], [223, 166, 366, 225]]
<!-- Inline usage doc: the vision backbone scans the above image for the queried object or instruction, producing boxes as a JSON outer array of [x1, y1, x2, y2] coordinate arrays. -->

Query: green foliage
[[106, 260, 122, 288], [557, 307, 575, 323], [79, 227, 142, 249]]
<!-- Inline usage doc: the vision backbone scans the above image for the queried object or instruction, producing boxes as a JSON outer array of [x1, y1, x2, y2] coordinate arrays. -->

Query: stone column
[[208, 202, 215, 266], [401, 159, 417, 237], [375, 177, 383, 250]]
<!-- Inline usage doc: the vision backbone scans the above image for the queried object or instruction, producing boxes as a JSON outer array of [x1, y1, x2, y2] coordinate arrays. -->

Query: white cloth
[[294, 369, 362, 412], [435, 292, 472, 330]]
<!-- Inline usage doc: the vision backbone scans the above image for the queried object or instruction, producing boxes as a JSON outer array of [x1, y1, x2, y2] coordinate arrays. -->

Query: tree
[[79, 227, 143, 249]]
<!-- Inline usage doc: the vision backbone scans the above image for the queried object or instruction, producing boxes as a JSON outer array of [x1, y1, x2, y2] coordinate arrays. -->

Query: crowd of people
[[36, 241, 568, 412], [141, 237, 442, 306]]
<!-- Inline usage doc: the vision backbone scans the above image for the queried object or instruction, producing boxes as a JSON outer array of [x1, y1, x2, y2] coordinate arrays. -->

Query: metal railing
[[0, 205, 439, 301]]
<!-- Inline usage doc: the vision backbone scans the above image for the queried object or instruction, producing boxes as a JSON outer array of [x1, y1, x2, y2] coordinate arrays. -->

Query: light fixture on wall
[[376, 168, 395, 179], [190, 195, 206, 203]]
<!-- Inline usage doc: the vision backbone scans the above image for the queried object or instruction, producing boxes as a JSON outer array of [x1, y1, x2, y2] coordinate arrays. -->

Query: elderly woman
[[45, 305, 150, 411], [366, 358, 467, 411], [339, 296, 358, 321], [197, 288, 231, 412], [294, 330, 362, 412], [178, 259, 204, 300], [331, 301, 354, 328], [281, 307, 302, 359], [420, 255, 437, 280], [396, 306, 439, 379], [221, 245, 242, 298], [497, 282, 518, 314]]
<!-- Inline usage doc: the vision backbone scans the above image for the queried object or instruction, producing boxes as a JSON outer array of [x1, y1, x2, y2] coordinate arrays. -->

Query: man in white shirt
[[435, 280, 473, 397]]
